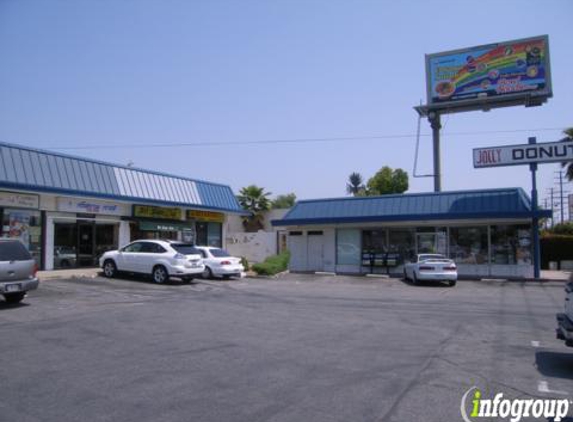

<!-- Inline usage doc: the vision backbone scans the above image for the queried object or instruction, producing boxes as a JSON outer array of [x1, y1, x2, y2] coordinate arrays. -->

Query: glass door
[[77, 222, 95, 267], [416, 230, 447, 255], [417, 233, 437, 254]]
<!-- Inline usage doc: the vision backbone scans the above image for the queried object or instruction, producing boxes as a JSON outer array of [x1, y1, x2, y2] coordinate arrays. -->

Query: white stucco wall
[[225, 231, 278, 264]]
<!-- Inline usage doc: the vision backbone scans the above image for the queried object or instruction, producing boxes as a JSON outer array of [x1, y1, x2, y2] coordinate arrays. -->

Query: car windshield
[[419, 254, 447, 261], [209, 248, 231, 258], [0, 241, 32, 261], [171, 244, 202, 255]]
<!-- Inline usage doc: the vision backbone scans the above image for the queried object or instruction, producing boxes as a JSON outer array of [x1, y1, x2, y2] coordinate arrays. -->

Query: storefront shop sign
[[0, 191, 39, 209], [187, 210, 225, 223], [133, 205, 182, 220], [473, 140, 573, 168], [139, 221, 191, 232], [57, 197, 128, 216]]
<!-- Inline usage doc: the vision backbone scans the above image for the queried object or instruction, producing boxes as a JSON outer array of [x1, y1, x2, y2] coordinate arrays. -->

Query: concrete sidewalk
[[37, 267, 572, 282], [38, 267, 101, 280]]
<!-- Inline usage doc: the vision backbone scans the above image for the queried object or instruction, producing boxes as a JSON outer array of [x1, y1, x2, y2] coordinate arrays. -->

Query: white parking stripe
[[538, 381, 569, 396], [531, 340, 540, 347]]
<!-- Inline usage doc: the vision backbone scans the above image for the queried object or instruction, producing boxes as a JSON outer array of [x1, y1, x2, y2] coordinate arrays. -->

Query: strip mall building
[[0, 142, 244, 270], [272, 188, 551, 279]]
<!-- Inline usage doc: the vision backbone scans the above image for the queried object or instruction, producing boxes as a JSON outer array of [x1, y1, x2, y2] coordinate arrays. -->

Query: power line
[[36, 126, 567, 151]]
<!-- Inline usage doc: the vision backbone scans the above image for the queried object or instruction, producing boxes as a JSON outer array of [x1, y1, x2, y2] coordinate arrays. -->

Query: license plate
[[5, 283, 21, 292]]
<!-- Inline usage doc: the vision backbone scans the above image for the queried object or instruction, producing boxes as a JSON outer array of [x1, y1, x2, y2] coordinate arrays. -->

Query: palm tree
[[562, 128, 573, 181], [346, 172, 365, 196], [237, 185, 272, 232]]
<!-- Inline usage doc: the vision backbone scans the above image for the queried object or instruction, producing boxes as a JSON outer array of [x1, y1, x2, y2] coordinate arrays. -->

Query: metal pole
[[550, 188, 554, 228], [560, 170, 564, 224], [529, 137, 540, 279], [429, 112, 442, 192]]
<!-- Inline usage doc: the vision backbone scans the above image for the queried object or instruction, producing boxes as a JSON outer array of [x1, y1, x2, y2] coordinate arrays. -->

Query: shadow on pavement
[[0, 300, 30, 311], [398, 278, 454, 288], [536, 351, 573, 380]]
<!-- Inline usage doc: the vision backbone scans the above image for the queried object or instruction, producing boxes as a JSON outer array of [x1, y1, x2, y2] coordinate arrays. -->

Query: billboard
[[473, 141, 573, 168], [426, 35, 551, 109]]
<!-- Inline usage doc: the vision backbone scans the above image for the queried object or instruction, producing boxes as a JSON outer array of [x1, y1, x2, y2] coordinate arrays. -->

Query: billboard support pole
[[429, 112, 442, 192], [529, 137, 541, 279]]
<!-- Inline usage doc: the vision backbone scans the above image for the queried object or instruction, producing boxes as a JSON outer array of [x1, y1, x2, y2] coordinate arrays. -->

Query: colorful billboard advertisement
[[426, 36, 551, 107]]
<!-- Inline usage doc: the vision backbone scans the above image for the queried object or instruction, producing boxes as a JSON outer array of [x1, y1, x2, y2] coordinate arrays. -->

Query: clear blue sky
[[1, 0, 571, 212]]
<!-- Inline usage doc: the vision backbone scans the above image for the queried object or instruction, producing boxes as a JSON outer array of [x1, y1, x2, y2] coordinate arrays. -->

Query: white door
[[288, 233, 306, 271], [307, 232, 325, 272]]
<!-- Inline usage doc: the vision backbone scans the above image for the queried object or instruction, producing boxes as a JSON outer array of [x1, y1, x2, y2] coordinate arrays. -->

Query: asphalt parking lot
[[1, 273, 572, 422]]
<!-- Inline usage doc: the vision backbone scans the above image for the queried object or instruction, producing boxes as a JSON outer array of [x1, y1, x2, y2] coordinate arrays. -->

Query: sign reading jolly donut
[[426, 35, 552, 110]]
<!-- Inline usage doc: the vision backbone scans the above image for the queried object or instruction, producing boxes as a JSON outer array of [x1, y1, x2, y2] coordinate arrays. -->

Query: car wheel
[[60, 260, 70, 268], [152, 265, 169, 284], [449, 280, 457, 287], [202, 267, 213, 279], [103, 260, 117, 278], [4, 292, 26, 304]]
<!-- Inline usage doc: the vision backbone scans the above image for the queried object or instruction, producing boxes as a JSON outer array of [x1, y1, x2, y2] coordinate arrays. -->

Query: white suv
[[99, 240, 204, 283]]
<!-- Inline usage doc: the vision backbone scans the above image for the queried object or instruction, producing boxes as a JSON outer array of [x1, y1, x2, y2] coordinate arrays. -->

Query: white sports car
[[404, 254, 457, 286], [194, 246, 244, 279]]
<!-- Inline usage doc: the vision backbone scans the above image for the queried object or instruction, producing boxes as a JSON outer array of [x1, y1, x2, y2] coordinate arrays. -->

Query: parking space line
[[538, 381, 569, 396], [531, 340, 540, 347]]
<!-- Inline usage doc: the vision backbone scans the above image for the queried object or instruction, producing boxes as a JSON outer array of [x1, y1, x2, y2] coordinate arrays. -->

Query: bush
[[252, 251, 290, 276], [540, 234, 573, 269], [240, 256, 250, 272]]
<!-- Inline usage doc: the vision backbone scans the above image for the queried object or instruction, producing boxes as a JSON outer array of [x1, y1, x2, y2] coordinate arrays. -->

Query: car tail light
[[419, 266, 435, 271], [33, 263, 38, 277], [444, 265, 457, 271], [220, 260, 232, 266], [173, 253, 186, 260]]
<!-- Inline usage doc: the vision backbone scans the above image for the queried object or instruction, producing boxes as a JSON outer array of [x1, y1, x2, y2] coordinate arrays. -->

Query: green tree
[[237, 185, 271, 232], [561, 127, 573, 181], [272, 193, 296, 209], [366, 166, 409, 195], [346, 172, 365, 196]]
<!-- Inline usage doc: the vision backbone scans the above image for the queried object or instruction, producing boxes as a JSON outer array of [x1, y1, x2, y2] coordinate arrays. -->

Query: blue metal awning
[[272, 188, 551, 226], [0, 142, 244, 213]]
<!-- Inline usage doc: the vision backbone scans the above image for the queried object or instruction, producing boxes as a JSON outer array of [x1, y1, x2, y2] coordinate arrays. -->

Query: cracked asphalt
[[1, 273, 572, 422]]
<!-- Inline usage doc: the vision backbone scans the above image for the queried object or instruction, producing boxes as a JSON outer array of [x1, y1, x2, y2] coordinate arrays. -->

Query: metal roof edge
[[0, 141, 236, 190], [0, 182, 243, 214], [292, 187, 527, 205], [272, 211, 547, 226]]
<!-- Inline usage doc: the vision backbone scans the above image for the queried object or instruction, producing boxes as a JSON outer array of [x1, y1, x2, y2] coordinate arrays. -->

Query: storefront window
[[491, 225, 531, 265], [54, 222, 118, 268], [362, 229, 387, 267], [54, 223, 77, 269], [449, 226, 488, 264], [388, 229, 415, 264], [0, 209, 42, 265], [336, 229, 361, 265], [196, 222, 222, 247]]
